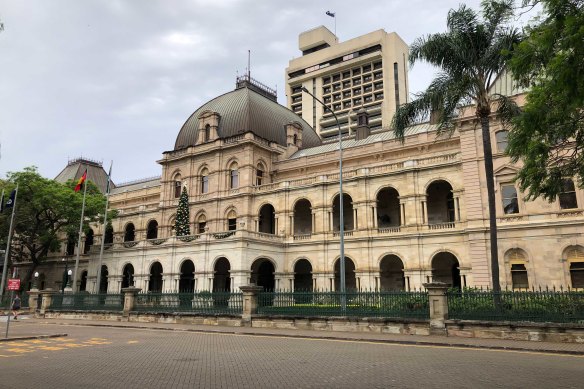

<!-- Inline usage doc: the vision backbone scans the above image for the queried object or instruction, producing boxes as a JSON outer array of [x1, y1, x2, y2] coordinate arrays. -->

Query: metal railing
[[257, 290, 429, 319], [50, 293, 123, 311], [133, 291, 243, 315], [447, 289, 584, 323]]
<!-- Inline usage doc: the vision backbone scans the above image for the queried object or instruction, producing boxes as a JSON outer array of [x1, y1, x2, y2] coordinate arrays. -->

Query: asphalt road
[[1, 323, 583, 389]]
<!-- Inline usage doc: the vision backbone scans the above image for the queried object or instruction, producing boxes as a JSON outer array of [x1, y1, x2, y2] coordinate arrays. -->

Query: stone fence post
[[39, 289, 57, 316], [122, 287, 142, 317], [423, 282, 449, 335], [27, 289, 41, 314], [239, 284, 263, 326]]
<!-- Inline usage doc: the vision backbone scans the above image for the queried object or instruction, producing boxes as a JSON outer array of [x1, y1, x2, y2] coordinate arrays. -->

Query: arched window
[[124, 223, 135, 242], [84, 229, 94, 254], [559, 179, 578, 210], [293, 133, 298, 145], [293, 199, 312, 235], [66, 235, 75, 256], [104, 224, 114, 244], [501, 184, 519, 214], [203, 124, 211, 142], [200, 168, 210, 194], [174, 180, 182, 198], [495, 131, 509, 152], [149, 262, 163, 292], [426, 180, 455, 224], [121, 264, 134, 289], [431, 252, 461, 289], [332, 194, 354, 231], [507, 250, 529, 289], [227, 210, 237, 231], [256, 163, 265, 186], [376, 188, 400, 228], [567, 246, 584, 289], [229, 163, 239, 189], [197, 214, 207, 234], [147, 220, 158, 239], [79, 271, 88, 292], [99, 265, 109, 293], [258, 204, 275, 234], [179, 260, 195, 292]]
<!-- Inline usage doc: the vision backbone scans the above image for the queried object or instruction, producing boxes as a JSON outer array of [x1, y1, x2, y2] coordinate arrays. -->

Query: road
[[0, 323, 583, 389]]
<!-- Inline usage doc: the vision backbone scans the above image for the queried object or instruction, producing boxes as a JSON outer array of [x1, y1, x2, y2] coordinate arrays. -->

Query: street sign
[[7, 279, 20, 291]]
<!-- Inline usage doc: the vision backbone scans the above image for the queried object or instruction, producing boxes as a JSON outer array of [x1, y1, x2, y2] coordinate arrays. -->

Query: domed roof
[[174, 85, 322, 150]]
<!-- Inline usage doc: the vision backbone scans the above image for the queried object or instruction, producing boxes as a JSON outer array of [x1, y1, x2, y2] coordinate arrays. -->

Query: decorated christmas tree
[[175, 186, 191, 236]]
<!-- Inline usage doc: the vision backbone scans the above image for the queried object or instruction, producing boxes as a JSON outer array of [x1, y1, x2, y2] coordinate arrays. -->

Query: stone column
[[27, 290, 41, 314], [372, 204, 378, 228], [423, 282, 449, 335], [240, 284, 263, 326], [122, 287, 142, 317], [39, 289, 57, 316]]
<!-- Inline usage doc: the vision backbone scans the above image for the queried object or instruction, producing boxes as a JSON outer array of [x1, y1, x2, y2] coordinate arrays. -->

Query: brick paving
[[0, 320, 583, 389]]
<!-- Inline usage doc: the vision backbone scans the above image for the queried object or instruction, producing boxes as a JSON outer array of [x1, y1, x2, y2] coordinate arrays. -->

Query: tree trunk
[[480, 115, 501, 292]]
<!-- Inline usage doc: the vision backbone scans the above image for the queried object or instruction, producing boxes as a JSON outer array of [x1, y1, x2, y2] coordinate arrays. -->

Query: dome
[[174, 84, 322, 150]]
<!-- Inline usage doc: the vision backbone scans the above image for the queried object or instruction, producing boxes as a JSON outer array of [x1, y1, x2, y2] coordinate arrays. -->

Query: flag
[[326, 10, 335, 17], [75, 170, 87, 192], [4, 189, 16, 209]]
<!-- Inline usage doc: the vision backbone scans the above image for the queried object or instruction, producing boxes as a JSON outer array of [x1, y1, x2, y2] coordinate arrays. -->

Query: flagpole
[[0, 184, 18, 300], [96, 161, 112, 293], [72, 172, 88, 292]]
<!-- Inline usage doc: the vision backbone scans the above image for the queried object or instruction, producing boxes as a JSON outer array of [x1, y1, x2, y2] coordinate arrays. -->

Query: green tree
[[175, 186, 190, 236], [505, 0, 584, 200], [392, 0, 521, 292], [0, 167, 114, 285]]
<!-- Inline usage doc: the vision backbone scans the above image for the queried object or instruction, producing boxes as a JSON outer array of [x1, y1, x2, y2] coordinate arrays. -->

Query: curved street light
[[300, 87, 346, 310]]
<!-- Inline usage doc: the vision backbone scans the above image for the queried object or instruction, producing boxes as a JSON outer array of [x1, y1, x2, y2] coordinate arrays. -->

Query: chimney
[[354, 108, 370, 141]]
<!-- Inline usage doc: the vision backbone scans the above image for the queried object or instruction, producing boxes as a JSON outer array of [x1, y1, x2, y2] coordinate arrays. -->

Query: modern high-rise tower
[[285, 26, 409, 140]]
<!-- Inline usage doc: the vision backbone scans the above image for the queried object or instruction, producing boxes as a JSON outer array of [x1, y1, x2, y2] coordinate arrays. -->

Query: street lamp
[[66, 269, 73, 289], [61, 257, 69, 294], [300, 87, 346, 310], [32, 271, 39, 290]]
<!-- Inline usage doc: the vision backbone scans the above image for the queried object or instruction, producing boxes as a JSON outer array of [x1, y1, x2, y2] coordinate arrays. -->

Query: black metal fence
[[257, 290, 429, 319], [447, 289, 584, 323], [50, 293, 123, 311], [133, 291, 243, 315]]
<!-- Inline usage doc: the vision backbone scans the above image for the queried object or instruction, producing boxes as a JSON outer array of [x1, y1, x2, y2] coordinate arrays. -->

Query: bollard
[[239, 284, 264, 327]]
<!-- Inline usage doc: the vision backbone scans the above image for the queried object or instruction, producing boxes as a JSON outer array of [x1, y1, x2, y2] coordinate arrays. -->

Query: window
[[496, 131, 509, 152], [293, 134, 298, 145], [174, 180, 182, 198], [203, 125, 211, 142], [200, 170, 209, 194], [256, 167, 264, 186], [146, 220, 158, 239], [104, 224, 114, 244], [559, 179, 578, 209], [230, 169, 239, 189], [570, 262, 584, 288], [197, 215, 207, 234], [511, 263, 529, 289], [227, 210, 237, 231], [124, 223, 135, 242], [501, 185, 519, 214]]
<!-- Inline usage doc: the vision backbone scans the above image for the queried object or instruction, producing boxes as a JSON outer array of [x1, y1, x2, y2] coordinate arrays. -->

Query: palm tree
[[392, 0, 521, 292]]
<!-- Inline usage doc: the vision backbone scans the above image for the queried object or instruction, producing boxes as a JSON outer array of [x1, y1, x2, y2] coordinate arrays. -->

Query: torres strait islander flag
[[74, 170, 87, 192]]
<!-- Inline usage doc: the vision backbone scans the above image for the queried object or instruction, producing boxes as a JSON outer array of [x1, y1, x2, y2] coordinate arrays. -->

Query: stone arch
[[504, 248, 530, 289], [334, 256, 357, 291], [293, 258, 313, 291], [104, 224, 114, 245], [195, 212, 207, 234], [293, 198, 312, 235], [213, 257, 231, 291], [426, 180, 455, 224], [149, 261, 163, 292], [124, 222, 136, 242], [146, 219, 158, 239], [121, 263, 135, 289], [379, 254, 405, 291], [564, 245, 584, 289], [258, 203, 276, 234], [251, 258, 276, 291], [431, 252, 461, 289], [225, 207, 237, 231], [179, 259, 195, 292], [332, 193, 354, 231], [79, 270, 88, 292], [376, 187, 401, 227], [99, 265, 109, 293], [84, 228, 94, 254]]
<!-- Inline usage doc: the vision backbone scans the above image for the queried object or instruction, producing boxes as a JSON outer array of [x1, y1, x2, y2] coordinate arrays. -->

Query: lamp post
[[61, 258, 69, 294], [32, 271, 39, 290], [66, 270, 73, 289], [300, 87, 346, 310]]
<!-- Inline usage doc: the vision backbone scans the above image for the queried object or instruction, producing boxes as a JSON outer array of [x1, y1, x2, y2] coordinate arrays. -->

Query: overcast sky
[[0, 0, 520, 184]]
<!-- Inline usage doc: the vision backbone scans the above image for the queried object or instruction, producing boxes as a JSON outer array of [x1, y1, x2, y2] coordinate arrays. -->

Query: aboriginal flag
[[75, 170, 87, 192]]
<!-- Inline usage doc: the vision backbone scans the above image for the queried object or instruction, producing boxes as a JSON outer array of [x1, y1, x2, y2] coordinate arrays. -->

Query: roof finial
[[248, 49, 251, 79]]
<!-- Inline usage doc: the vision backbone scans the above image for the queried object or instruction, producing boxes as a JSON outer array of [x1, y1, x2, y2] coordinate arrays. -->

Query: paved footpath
[[3, 315, 584, 355]]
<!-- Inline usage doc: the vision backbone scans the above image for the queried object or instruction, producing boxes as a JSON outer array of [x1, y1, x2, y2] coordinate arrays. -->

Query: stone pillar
[[423, 282, 449, 335], [39, 289, 57, 316], [240, 284, 263, 326], [372, 204, 378, 228], [122, 287, 142, 317], [27, 290, 41, 314]]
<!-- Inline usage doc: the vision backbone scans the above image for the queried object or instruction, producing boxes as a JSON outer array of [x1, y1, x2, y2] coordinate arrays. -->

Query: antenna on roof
[[248, 49, 251, 79]]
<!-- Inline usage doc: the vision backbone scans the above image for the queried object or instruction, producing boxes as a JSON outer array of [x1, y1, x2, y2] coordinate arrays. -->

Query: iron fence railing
[[133, 291, 243, 315], [257, 290, 429, 319], [447, 289, 584, 323], [50, 293, 124, 311]]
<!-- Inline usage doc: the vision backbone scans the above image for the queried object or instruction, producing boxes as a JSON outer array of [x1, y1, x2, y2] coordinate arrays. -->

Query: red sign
[[7, 279, 20, 291]]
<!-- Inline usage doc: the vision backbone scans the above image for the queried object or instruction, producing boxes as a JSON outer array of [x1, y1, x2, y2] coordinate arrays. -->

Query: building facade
[[29, 72, 584, 294], [285, 27, 409, 140]]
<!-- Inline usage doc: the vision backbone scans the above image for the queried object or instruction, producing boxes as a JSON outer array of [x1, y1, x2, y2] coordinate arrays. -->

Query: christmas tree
[[175, 186, 191, 236]]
